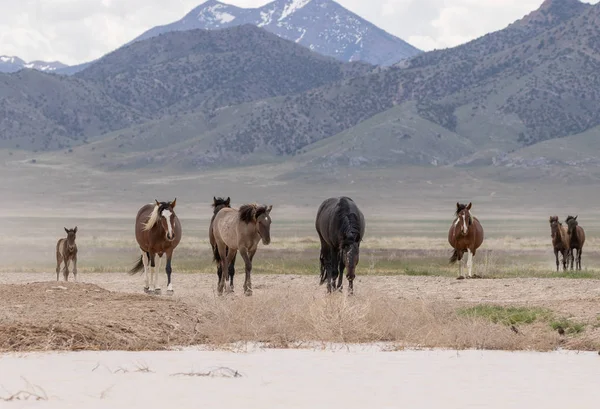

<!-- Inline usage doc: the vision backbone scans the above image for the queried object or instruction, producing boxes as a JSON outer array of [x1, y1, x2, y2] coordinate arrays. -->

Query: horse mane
[[566, 215, 578, 226], [143, 202, 171, 231], [239, 204, 269, 223], [337, 198, 362, 243], [455, 203, 468, 216], [212, 197, 230, 209]]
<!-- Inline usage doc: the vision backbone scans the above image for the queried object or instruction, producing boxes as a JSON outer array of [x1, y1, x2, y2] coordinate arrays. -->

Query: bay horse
[[448, 202, 484, 279], [210, 203, 273, 296], [565, 215, 585, 271], [210, 197, 236, 290], [56, 227, 78, 282], [315, 197, 365, 294], [549, 216, 569, 272], [128, 199, 181, 295]]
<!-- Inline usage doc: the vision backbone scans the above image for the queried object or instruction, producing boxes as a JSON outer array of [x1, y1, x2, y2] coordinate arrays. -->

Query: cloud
[[0, 0, 598, 65]]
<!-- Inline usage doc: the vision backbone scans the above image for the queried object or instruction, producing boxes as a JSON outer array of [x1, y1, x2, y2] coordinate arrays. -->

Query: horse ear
[[575, 215, 578, 220], [226, 197, 231, 206], [74, 226, 78, 233], [171, 198, 176, 208], [467, 202, 472, 210], [456, 202, 460, 209], [213, 196, 217, 202], [155, 199, 160, 207], [267, 205, 273, 214], [64, 227, 68, 234]]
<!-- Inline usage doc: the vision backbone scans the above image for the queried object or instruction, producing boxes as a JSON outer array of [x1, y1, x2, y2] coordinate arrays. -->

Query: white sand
[[1, 345, 599, 408]]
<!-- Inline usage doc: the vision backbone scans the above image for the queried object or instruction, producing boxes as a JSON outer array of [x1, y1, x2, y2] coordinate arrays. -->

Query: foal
[[549, 216, 569, 272], [565, 215, 585, 271], [56, 227, 78, 282]]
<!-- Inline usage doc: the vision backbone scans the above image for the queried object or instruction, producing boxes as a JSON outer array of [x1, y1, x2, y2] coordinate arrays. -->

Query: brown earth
[[0, 273, 599, 352]]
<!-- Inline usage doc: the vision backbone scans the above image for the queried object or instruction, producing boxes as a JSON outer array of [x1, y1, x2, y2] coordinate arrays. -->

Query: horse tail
[[128, 255, 144, 275], [449, 249, 459, 264]]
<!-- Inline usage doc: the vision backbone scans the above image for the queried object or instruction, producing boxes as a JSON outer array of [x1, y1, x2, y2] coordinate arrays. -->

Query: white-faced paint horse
[[315, 197, 365, 294], [448, 202, 484, 279], [128, 199, 181, 295], [56, 226, 78, 282], [210, 203, 273, 296]]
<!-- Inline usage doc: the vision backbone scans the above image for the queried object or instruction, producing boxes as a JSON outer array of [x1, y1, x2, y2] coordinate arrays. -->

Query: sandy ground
[[2, 271, 600, 319], [1, 347, 599, 408]]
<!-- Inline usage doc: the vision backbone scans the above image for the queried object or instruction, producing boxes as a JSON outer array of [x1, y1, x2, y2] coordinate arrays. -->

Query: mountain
[[131, 0, 420, 66], [67, 0, 600, 170], [0, 56, 68, 73], [0, 25, 372, 150]]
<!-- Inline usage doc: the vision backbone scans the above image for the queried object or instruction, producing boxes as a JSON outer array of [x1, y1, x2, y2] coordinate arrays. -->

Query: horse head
[[565, 215, 578, 235], [341, 235, 361, 279], [455, 202, 473, 235], [153, 198, 177, 241], [212, 196, 231, 215], [255, 205, 273, 245], [64, 226, 77, 250]]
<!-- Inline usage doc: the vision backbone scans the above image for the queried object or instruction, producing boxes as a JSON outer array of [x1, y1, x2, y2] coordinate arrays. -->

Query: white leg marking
[[155, 255, 162, 290], [149, 256, 156, 292], [142, 251, 149, 289], [467, 249, 473, 277], [167, 283, 173, 292], [458, 256, 463, 277]]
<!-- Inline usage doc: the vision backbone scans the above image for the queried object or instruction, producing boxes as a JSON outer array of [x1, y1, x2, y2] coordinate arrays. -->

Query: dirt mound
[[0, 282, 203, 352]]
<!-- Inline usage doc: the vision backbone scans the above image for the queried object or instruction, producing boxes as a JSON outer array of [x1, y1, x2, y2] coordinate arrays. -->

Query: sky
[[0, 0, 598, 65]]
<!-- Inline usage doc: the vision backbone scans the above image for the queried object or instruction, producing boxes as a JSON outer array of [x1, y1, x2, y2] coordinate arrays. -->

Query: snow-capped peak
[[279, 0, 312, 21], [197, 1, 236, 25], [0, 56, 68, 74]]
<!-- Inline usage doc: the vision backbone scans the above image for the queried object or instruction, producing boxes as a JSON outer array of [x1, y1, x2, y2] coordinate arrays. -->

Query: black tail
[[449, 249, 459, 264], [128, 255, 144, 275], [212, 243, 221, 264]]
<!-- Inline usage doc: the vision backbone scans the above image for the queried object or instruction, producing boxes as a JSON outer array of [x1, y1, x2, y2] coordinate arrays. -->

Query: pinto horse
[[549, 216, 569, 272], [315, 197, 365, 294], [565, 215, 585, 271], [56, 227, 78, 282], [448, 202, 484, 279], [128, 199, 181, 295], [210, 197, 237, 290], [211, 203, 273, 296]]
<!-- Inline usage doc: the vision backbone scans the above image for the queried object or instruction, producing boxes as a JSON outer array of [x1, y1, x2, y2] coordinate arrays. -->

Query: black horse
[[210, 197, 236, 290], [315, 196, 365, 294]]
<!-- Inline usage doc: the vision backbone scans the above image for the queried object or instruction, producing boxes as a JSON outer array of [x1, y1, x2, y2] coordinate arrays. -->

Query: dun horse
[[128, 199, 181, 295], [315, 197, 365, 294], [56, 227, 78, 282], [210, 197, 236, 290], [565, 215, 585, 271], [549, 216, 569, 272], [448, 202, 484, 279], [210, 203, 273, 296]]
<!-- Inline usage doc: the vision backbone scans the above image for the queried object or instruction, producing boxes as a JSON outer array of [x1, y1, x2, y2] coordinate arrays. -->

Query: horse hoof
[[144, 287, 152, 294], [244, 290, 253, 296], [456, 276, 465, 280], [154, 288, 162, 295], [166, 290, 174, 296]]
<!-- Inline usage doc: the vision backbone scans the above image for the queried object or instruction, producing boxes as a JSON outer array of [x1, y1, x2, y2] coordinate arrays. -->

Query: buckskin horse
[[56, 226, 78, 282], [210, 203, 273, 296], [210, 196, 237, 290], [448, 202, 484, 279], [128, 199, 181, 295], [315, 196, 365, 294]]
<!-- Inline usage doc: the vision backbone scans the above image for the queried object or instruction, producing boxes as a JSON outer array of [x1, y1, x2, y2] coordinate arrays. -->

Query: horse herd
[[53, 199, 587, 295]]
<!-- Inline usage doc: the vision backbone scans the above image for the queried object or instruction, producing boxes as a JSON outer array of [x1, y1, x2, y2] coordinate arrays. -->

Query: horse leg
[[466, 249, 473, 278], [456, 251, 464, 279], [240, 248, 254, 296], [337, 258, 345, 292], [142, 251, 151, 293], [554, 249, 559, 272], [326, 249, 338, 294], [562, 250, 567, 272], [166, 253, 174, 295], [56, 252, 63, 281], [154, 255, 162, 295], [229, 250, 237, 291], [148, 253, 156, 293], [216, 242, 229, 295], [63, 258, 70, 282], [72, 254, 78, 282], [577, 248, 582, 271], [570, 249, 574, 271]]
